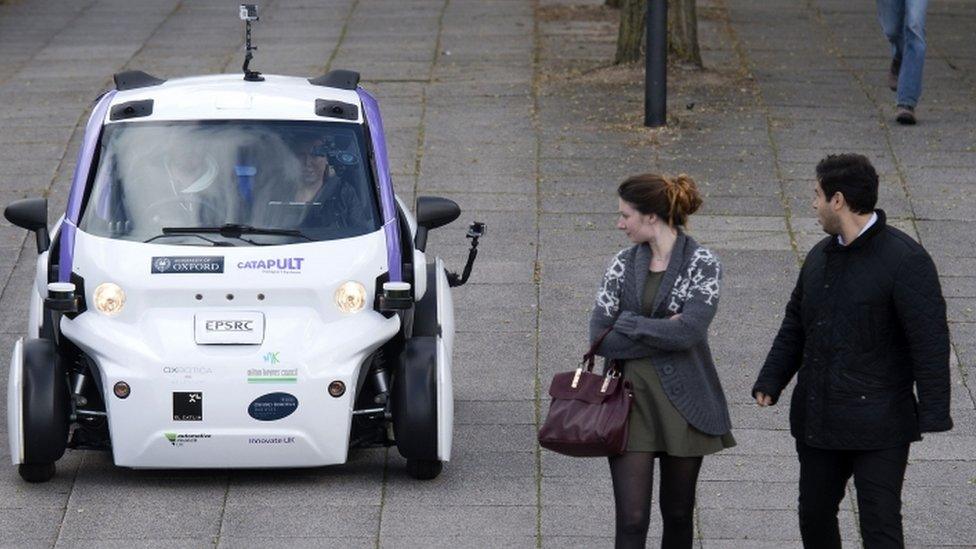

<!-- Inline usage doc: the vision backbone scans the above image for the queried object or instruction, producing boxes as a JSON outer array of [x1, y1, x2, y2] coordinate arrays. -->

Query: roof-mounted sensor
[[113, 70, 166, 91], [309, 70, 361, 91]]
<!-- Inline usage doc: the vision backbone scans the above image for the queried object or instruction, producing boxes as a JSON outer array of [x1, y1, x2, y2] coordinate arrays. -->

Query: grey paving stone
[[58, 540, 215, 549], [699, 508, 860, 541], [379, 505, 536, 538], [0, 506, 63, 543], [698, 480, 799, 510], [219, 504, 378, 538], [56, 502, 222, 540], [219, 538, 373, 549], [385, 473, 535, 506], [381, 536, 536, 549]]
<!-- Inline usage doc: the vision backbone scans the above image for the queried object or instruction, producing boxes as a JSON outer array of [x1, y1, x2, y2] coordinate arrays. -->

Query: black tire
[[21, 338, 70, 476], [406, 458, 443, 480], [391, 337, 438, 461], [18, 462, 56, 483]]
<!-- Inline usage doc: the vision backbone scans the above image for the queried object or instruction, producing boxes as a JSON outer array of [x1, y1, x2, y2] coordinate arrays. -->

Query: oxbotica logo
[[164, 432, 211, 447], [237, 257, 304, 274]]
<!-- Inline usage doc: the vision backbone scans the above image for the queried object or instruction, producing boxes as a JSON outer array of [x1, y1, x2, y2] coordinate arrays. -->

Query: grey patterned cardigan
[[589, 232, 732, 436]]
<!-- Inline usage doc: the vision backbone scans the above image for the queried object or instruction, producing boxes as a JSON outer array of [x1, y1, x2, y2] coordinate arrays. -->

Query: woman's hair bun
[[668, 174, 703, 222]]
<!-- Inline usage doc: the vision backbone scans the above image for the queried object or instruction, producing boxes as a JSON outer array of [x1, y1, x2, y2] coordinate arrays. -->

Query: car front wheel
[[405, 458, 442, 480]]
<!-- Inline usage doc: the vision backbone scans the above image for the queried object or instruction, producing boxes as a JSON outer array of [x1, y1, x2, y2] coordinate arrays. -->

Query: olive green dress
[[622, 270, 736, 456]]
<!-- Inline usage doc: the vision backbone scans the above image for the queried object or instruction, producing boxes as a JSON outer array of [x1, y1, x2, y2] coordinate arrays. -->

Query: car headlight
[[93, 282, 126, 316], [334, 281, 366, 313]]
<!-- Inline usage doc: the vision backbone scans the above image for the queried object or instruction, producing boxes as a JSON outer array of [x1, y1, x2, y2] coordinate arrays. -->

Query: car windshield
[[78, 120, 382, 245]]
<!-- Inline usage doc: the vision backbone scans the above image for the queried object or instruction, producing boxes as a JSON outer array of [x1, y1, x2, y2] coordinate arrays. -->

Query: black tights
[[608, 452, 703, 549]]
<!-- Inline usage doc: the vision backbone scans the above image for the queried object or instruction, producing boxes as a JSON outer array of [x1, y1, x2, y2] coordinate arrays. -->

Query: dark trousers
[[796, 440, 910, 549]]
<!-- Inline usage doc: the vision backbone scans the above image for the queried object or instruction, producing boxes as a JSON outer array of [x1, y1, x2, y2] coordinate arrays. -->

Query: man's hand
[[755, 391, 773, 407]]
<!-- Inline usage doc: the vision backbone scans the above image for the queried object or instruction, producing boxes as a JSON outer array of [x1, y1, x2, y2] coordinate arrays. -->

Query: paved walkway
[[0, 0, 973, 547]]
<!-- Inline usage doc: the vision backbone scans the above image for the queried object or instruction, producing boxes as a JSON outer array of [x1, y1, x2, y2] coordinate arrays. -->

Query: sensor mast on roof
[[239, 4, 263, 82]]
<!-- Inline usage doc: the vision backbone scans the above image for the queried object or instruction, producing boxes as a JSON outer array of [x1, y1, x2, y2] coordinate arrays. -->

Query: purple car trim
[[60, 90, 116, 282], [357, 88, 402, 282]]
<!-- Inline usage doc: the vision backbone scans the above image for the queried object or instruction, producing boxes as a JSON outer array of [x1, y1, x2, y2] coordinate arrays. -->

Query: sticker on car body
[[173, 391, 203, 421], [151, 256, 224, 274], [247, 392, 299, 421], [194, 311, 265, 345]]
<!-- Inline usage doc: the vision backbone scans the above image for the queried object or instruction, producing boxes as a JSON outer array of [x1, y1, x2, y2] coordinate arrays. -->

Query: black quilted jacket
[[753, 210, 953, 449]]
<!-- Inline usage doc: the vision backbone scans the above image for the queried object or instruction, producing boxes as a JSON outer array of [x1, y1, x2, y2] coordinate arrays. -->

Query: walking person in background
[[590, 174, 735, 549], [753, 154, 953, 548], [877, 0, 930, 125]]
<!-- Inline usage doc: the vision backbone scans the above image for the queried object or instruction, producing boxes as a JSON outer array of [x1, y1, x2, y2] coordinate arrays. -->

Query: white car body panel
[[59, 229, 400, 468], [7, 338, 24, 464], [435, 258, 454, 461]]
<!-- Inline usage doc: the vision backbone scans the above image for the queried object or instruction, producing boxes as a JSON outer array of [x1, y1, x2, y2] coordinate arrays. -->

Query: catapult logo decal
[[173, 391, 203, 421], [247, 392, 299, 421], [151, 256, 224, 274], [236, 257, 304, 274], [164, 432, 211, 447]]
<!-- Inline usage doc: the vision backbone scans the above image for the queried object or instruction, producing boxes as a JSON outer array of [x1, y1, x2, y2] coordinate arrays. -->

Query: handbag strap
[[581, 325, 614, 372]]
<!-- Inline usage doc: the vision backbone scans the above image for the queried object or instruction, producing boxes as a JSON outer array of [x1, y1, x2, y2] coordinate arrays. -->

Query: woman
[[590, 173, 735, 549]]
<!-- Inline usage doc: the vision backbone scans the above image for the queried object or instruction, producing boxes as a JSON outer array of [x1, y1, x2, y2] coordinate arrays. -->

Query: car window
[[78, 120, 382, 245]]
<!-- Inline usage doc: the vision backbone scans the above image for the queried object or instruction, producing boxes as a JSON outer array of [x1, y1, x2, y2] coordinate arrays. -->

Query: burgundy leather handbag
[[538, 327, 634, 457]]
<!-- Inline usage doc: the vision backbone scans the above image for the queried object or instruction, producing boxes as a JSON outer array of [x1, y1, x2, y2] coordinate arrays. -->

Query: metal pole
[[645, 0, 667, 127]]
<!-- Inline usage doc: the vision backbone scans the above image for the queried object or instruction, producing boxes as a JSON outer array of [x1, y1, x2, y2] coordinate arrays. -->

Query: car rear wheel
[[406, 458, 442, 480]]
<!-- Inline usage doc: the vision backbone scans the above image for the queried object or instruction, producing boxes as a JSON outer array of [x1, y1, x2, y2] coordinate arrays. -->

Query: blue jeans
[[876, 0, 928, 107]]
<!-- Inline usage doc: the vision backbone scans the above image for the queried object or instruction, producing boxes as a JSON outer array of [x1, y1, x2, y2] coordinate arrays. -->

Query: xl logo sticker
[[247, 392, 299, 421], [173, 391, 203, 421], [151, 256, 224, 274]]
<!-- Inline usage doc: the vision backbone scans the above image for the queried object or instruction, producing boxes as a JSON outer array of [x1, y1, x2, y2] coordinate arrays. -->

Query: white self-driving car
[[4, 66, 483, 483]]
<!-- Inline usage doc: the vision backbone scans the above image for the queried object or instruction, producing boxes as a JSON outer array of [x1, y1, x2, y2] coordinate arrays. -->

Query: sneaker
[[896, 105, 916, 125], [888, 58, 900, 92]]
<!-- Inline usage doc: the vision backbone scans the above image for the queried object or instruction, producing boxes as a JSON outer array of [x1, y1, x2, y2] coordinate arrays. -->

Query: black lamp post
[[645, 0, 667, 127]]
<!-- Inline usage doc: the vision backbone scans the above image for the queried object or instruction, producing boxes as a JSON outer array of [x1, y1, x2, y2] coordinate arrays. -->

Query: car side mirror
[[5, 197, 50, 253], [414, 196, 460, 252]]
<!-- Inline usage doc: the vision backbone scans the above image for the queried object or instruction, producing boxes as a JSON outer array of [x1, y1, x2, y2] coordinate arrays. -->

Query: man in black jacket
[[753, 153, 952, 548]]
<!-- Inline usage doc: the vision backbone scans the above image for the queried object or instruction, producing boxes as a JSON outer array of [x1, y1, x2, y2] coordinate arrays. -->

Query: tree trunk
[[614, 0, 702, 66], [667, 0, 702, 67], [605, 0, 622, 8], [614, 0, 646, 64]]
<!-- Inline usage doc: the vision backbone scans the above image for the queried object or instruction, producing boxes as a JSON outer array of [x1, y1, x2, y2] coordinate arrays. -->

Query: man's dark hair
[[815, 154, 879, 214]]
